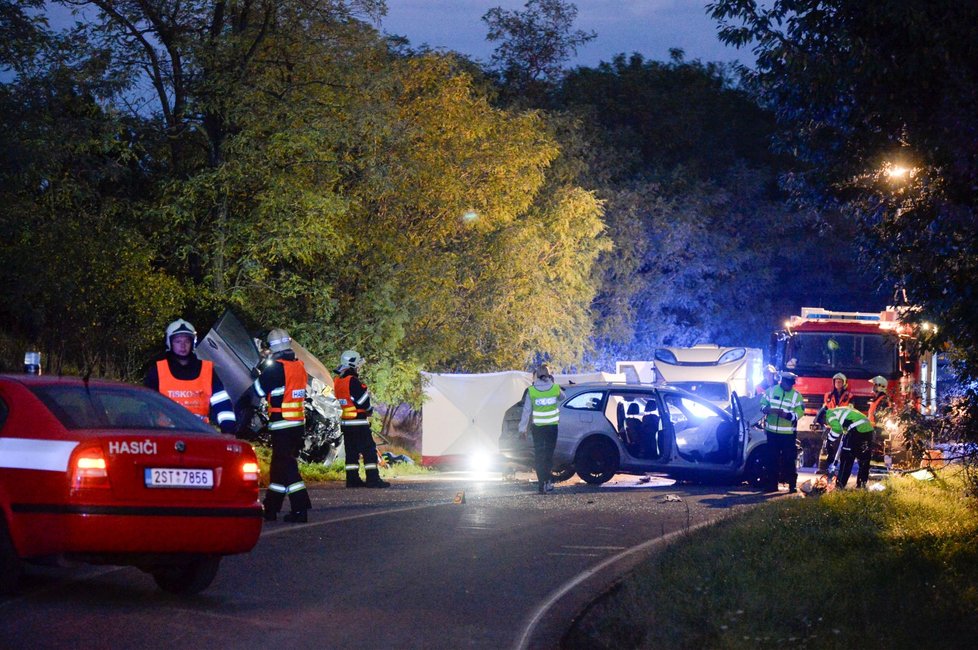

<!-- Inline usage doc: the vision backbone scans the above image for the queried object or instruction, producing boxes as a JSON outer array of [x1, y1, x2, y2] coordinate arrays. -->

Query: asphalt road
[[0, 472, 783, 649]]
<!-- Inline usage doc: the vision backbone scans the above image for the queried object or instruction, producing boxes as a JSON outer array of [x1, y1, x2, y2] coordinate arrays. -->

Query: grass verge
[[566, 468, 978, 649], [252, 445, 431, 486]]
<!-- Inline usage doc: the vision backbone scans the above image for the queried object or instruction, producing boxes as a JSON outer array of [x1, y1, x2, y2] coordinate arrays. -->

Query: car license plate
[[144, 468, 214, 489]]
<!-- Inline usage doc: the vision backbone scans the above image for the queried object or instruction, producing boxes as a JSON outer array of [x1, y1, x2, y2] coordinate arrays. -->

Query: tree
[[708, 0, 978, 383], [483, 0, 595, 103]]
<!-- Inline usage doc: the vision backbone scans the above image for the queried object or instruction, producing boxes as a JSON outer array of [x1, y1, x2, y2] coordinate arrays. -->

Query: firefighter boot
[[346, 469, 366, 488], [283, 511, 308, 523], [365, 467, 390, 488]]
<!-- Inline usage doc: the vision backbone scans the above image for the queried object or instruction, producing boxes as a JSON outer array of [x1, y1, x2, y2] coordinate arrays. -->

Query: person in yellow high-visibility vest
[[518, 364, 566, 494], [759, 371, 804, 492]]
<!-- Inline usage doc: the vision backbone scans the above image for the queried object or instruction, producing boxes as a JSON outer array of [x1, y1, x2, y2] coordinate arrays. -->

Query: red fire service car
[[0, 374, 263, 595]]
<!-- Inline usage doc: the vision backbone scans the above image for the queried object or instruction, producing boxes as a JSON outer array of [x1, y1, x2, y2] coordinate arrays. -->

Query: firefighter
[[334, 350, 389, 488], [867, 375, 890, 427], [816, 372, 853, 470], [144, 319, 236, 433], [755, 364, 779, 396], [824, 406, 875, 489], [518, 364, 566, 494], [241, 329, 312, 522], [760, 371, 804, 492]]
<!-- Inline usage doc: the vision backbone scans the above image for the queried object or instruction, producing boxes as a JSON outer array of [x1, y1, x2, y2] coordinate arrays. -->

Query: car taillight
[[242, 461, 260, 483], [71, 449, 111, 489]]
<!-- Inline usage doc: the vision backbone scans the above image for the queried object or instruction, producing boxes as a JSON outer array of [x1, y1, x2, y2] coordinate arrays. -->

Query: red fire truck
[[770, 307, 938, 465]]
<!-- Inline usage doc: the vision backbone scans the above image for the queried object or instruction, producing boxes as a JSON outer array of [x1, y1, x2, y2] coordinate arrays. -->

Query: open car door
[[196, 310, 261, 406], [729, 391, 748, 465]]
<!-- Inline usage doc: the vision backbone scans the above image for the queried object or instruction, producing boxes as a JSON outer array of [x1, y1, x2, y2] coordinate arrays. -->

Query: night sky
[[380, 0, 752, 68]]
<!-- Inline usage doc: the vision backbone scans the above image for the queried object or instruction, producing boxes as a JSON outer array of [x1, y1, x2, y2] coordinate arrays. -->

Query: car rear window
[[670, 381, 730, 403], [30, 384, 215, 433]]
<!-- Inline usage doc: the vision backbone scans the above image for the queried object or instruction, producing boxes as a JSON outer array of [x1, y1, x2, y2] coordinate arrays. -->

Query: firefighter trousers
[[264, 427, 312, 514], [837, 430, 873, 488], [343, 424, 381, 485]]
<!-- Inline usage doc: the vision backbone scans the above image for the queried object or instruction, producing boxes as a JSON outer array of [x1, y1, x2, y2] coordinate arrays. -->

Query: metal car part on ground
[[0, 375, 262, 595]]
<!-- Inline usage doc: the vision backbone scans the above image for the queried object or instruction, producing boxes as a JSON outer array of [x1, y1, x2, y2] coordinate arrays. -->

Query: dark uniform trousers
[[765, 432, 797, 491], [264, 427, 312, 514], [837, 430, 873, 488], [530, 423, 558, 486], [343, 424, 382, 485]]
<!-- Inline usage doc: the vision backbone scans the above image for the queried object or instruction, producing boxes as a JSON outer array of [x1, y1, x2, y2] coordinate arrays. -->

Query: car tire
[[0, 517, 23, 595], [744, 447, 770, 489], [575, 438, 619, 485], [550, 466, 575, 483], [152, 555, 221, 595]]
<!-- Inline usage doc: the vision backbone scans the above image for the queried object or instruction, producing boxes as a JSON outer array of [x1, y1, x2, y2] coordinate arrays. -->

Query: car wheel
[[152, 556, 221, 595], [744, 448, 770, 489], [575, 438, 619, 485], [550, 466, 575, 483], [0, 517, 23, 595]]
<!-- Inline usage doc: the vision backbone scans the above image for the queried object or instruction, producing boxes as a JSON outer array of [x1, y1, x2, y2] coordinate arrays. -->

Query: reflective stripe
[[534, 413, 559, 425], [268, 483, 287, 493], [270, 387, 285, 397], [210, 390, 230, 404], [216, 411, 236, 424], [286, 481, 306, 494], [0, 438, 79, 472], [253, 378, 266, 397], [341, 419, 370, 426], [767, 424, 796, 434], [269, 420, 304, 430], [363, 463, 377, 470], [355, 391, 370, 405], [345, 464, 359, 471]]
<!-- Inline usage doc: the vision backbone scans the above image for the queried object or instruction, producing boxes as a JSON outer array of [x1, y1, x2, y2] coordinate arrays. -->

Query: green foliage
[[708, 0, 978, 387]]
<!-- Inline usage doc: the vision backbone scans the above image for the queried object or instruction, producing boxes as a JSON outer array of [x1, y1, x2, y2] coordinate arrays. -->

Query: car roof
[[0, 374, 138, 390]]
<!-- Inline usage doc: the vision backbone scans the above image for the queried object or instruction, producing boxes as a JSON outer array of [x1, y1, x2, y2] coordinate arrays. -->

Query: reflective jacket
[[825, 406, 874, 437], [760, 385, 804, 434], [254, 357, 307, 431], [823, 388, 853, 409], [157, 359, 213, 422], [868, 392, 890, 427], [528, 384, 561, 426], [334, 371, 372, 427]]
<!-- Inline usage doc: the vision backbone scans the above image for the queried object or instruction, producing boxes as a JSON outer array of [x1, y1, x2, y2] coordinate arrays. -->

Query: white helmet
[[267, 328, 293, 353], [870, 375, 888, 391], [339, 349, 364, 370], [165, 319, 197, 351]]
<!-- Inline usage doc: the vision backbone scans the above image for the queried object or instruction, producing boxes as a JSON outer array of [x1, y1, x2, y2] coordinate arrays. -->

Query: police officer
[[816, 372, 853, 471], [334, 350, 389, 488], [824, 406, 875, 489], [241, 329, 312, 522], [760, 371, 804, 492], [518, 364, 565, 494], [144, 319, 236, 433]]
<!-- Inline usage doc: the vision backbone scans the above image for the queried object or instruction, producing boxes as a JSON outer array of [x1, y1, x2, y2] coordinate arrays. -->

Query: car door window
[[565, 392, 603, 410]]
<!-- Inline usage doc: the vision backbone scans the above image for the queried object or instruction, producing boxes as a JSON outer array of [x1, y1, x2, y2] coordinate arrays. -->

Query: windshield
[[785, 332, 898, 378], [31, 384, 215, 433], [668, 382, 730, 403]]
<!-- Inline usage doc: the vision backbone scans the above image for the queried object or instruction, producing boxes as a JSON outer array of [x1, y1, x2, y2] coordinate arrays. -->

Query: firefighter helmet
[[165, 319, 197, 351], [339, 349, 364, 371], [870, 375, 888, 391], [267, 328, 293, 353], [832, 372, 848, 385]]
